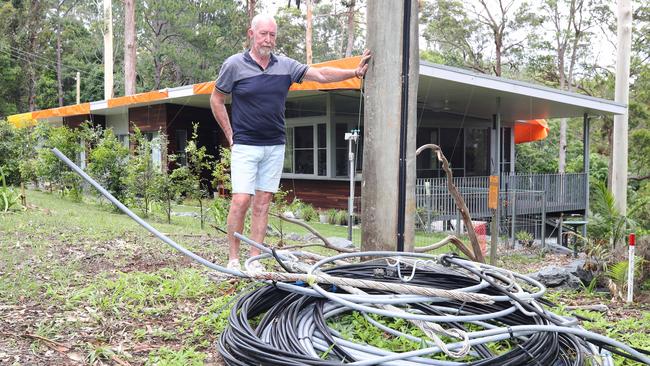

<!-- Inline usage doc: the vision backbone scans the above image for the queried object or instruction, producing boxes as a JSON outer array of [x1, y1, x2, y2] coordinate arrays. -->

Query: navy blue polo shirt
[[215, 51, 309, 146]]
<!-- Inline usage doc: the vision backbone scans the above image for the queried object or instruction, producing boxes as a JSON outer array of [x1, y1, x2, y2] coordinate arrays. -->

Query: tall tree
[[247, 0, 256, 25], [124, 0, 136, 95], [537, 0, 600, 173], [306, 0, 313, 63], [612, 0, 633, 215], [471, 0, 542, 76], [421, 0, 541, 76], [137, 0, 246, 90], [343, 0, 356, 57]]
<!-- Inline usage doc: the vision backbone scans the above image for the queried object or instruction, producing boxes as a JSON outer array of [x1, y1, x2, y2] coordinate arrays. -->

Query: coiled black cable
[[217, 259, 639, 365]]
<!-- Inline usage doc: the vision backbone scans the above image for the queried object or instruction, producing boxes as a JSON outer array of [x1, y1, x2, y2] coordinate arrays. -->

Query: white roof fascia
[[420, 62, 627, 116], [168, 84, 194, 98], [90, 100, 108, 111]]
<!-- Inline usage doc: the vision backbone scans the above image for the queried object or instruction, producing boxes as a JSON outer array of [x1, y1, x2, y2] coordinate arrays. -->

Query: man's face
[[249, 18, 277, 57]]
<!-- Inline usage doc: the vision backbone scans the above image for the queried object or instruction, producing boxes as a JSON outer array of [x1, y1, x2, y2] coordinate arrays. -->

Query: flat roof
[[8, 57, 626, 125], [418, 61, 626, 120]]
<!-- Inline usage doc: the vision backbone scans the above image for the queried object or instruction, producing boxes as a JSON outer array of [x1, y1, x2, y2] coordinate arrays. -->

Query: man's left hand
[[355, 49, 371, 78]]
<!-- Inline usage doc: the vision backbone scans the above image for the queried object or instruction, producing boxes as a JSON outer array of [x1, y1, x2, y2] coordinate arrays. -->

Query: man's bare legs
[[249, 190, 273, 257], [227, 193, 252, 261], [227, 190, 273, 261]]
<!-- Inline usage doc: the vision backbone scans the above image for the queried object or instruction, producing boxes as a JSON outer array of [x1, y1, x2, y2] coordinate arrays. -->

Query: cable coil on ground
[[218, 252, 650, 366]]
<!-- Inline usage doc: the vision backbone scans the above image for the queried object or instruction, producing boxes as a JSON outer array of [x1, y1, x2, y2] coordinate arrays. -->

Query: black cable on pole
[[397, 0, 412, 252]]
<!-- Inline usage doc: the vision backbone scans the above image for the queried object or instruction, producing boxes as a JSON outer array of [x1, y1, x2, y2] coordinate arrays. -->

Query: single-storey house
[[8, 56, 626, 241]]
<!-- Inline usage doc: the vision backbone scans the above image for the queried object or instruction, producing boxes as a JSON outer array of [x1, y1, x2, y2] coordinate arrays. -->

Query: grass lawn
[[1, 190, 648, 365]]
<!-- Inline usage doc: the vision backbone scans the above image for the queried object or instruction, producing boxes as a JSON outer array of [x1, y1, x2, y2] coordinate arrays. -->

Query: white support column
[[612, 0, 632, 215], [103, 0, 114, 100]]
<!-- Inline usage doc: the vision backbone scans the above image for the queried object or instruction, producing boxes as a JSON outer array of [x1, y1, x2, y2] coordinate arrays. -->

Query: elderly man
[[210, 14, 371, 271]]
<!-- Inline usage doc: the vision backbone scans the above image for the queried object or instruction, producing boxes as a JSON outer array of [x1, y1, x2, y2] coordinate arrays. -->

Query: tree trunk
[[494, 37, 502, 76], [247, 0, 256, 24], [611, 0, 632, 215], [124, 0, 136, 95], [344, 0, 356, 57], [56, 21, 64, 106], [305, 0, 313, 64], [103, 0, 114, 100]]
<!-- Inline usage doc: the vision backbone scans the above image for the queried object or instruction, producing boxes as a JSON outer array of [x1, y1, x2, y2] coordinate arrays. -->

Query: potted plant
[[319, 210, 329, 224], [515, 230, 534, 247]]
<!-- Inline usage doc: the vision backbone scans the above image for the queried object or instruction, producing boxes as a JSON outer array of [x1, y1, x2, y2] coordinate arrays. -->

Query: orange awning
[[7, 112, 37, 128], [107, 90, 169, 108], [193, 81, 216, 95], [31, 103, 91, 119], [514, 119, 549, 144]]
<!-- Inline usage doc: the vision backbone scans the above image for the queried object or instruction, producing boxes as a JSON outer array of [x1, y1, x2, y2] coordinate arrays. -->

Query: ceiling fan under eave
[[419, 97, 452, 112]]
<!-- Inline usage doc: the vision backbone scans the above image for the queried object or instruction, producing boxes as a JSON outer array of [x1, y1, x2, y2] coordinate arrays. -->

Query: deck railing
[[415, 173, 587, 220]]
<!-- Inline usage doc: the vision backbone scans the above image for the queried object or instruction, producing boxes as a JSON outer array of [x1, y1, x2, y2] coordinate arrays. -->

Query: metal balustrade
[[415, 173, 587, 221]]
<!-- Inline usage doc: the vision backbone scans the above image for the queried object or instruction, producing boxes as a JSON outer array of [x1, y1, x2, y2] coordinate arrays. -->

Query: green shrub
[[0, 166, 21, 212], [299, 204, 317, 222], [334, 209, 348, 225], [88, 129, 129, 203], [326, 208, 338, 225], [515, 231, 534, 246], [125, 127, 159, 217], [34, 125, 83, 196]]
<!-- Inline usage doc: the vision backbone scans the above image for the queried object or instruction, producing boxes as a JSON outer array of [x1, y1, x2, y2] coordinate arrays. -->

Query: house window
[[284, 123, 327, 175], [317, 124, 327, 176], [440, 128, 465, 176], [283, 128, 294, 173], [175, 129, 187, 166], [335, 124, 348, 177], [117, 134, 129, 149], [466, 128, 489, 176], [416, 128, 439, 178], [294, 126, 314, 174], [501, 128, 512, 173]]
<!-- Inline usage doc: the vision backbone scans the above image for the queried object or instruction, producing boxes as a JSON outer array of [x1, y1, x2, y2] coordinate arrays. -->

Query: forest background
[[0, 0, 649, 231]]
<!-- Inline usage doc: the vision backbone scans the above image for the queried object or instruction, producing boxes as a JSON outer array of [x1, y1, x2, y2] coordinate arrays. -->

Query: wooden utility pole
[[104, 0, 114, 100], [124, 0, 136, 96], [361, 0, 419, 252], [306, 0, 313, 64], [612, 0, 632, 215]]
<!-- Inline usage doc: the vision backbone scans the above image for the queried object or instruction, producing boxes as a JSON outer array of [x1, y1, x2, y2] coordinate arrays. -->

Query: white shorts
[[230, 144, 285, 195]]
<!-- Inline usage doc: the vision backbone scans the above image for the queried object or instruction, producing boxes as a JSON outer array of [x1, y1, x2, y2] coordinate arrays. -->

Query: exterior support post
[[583, 114, 590, 240], [490, 98, 501, 264]]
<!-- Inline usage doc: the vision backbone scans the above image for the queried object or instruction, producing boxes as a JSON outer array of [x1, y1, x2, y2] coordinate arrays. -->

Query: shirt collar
[[244, 50, 278, 70]]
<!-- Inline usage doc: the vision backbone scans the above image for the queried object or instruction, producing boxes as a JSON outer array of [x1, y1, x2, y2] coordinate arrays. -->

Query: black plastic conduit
[[397, 0, 412, 251]]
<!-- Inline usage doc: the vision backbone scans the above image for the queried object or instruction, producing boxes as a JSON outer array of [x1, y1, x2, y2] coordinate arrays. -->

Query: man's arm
[[210, 87, 234, 146], [304, 49, 371, 83]]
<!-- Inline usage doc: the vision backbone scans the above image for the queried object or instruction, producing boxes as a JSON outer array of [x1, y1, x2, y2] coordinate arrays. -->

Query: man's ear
[[247, 28, 254, 39]]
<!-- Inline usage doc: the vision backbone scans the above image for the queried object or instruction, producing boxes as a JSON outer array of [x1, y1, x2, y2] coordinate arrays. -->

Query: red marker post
[[627, 233, 636, 303]]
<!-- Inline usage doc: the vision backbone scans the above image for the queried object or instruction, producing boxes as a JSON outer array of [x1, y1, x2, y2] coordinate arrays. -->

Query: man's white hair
[[251, 14, 277, 31]]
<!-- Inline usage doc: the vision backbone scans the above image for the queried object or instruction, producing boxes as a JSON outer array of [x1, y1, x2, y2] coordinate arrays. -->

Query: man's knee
[[230, 194, 252, 217], [252, 192, 273, 217]]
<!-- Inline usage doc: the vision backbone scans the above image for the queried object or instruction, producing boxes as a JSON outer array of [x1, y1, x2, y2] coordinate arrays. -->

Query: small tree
[[212, 146, 232, 194], [87, 129, 130, 205], [151, 134, 181, 224], [125, 126, 160, 217], [172, 123, 213, 229], [35, 125, 83, 198]]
